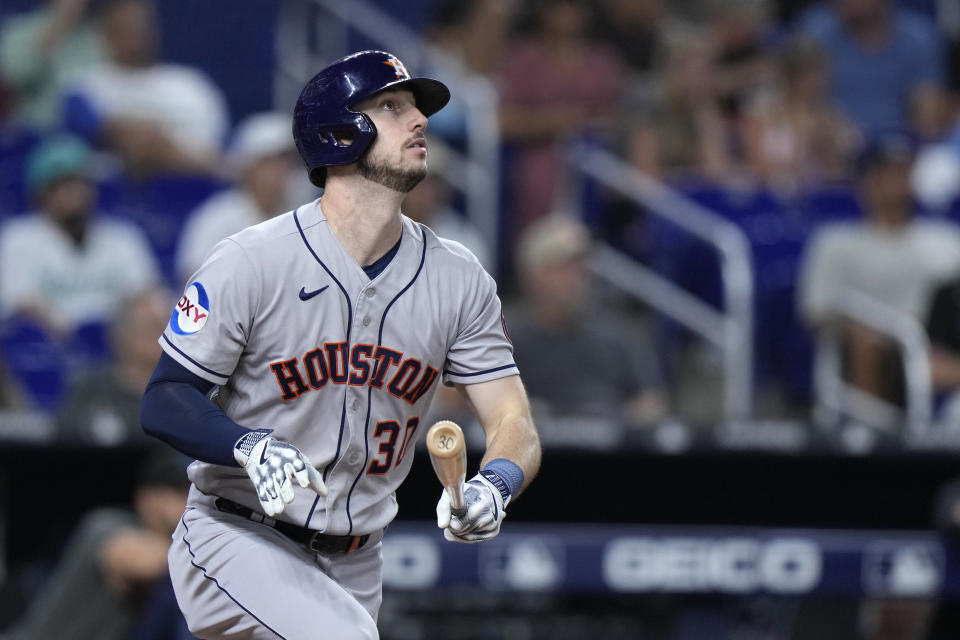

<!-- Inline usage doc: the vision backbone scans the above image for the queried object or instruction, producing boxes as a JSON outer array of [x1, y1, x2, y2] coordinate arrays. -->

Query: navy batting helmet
[[293, 50, 450, 187]]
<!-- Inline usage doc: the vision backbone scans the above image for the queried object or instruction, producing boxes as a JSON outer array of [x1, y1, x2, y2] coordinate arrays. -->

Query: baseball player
[[139, 50, 541, 640]]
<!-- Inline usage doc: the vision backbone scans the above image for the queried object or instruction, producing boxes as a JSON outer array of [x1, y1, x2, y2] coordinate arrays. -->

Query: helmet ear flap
[[317, 113, 376, 149], [346, 111, 377, 150], [303, 113, 378, 188], [318, 126, 354, 149], [309, 166, 327, 188]]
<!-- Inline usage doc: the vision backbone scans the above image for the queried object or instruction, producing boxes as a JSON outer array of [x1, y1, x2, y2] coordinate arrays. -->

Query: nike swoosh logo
[[260, 447, 269, 465], [299, 285, 329, 301]]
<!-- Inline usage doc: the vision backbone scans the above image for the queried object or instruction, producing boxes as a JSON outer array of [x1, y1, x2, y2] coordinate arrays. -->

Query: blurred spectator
[[923, 272, 960, 427], [796, 0, 947, 139], [421, 0, 515, 145], [57, 287, 171, 446], [626, 34, 732, 182], [927, 275, 960, 393], [499, 0, 624, 231], [426, 0, 513, 77], [402, 172, 493, 272], [911, 101, 960, 211], [3, 446, 192, 640], [706, 0, 778, 125], [174, 112, 298, 283], [508, 215, 667, 443], [62, 0, 228, 178], [798, 136, 960, 402], [0, 0, 106, 130], [590, 0, 675, 74], [742, 38, 860, 193], [625, 1, 777, 185], [0, 135, 160, 337]]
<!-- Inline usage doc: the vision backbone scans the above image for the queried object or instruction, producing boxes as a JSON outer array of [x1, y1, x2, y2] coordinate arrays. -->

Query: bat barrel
[[426, 421, 465, 458], [427, 421, 467, 516]]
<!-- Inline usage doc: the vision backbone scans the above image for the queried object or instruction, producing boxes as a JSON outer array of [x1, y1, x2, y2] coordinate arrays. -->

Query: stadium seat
[[0, 318, 68, 410], [0, 126, 40, 220]]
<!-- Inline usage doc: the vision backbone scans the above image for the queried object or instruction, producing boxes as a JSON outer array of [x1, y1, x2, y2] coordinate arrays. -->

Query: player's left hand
[[234, 430, 327, 517], [436, 472, 509, 543]]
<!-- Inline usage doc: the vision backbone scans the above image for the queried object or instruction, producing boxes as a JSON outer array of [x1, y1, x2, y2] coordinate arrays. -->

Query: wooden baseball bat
[[426, 420, 467, 517]]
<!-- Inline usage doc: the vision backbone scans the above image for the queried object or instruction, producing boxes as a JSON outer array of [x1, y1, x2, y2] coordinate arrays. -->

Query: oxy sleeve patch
[[170, 281, 211, 335]]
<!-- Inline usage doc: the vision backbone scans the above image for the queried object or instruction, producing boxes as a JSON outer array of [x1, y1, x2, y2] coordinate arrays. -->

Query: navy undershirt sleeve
[[140, 352, 248, 466]]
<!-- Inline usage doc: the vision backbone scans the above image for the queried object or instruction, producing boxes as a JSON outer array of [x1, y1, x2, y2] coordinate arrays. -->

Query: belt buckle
[[307, 531, 327, 554]]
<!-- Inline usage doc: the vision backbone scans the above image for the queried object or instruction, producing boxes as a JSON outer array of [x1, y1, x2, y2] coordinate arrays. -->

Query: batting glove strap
[[482, 458, 524, 500], [479, 469, 512, 506], [233, 429, 273, 465]]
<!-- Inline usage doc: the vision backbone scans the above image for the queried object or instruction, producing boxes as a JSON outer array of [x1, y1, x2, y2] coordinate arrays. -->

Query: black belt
[[214, 497, 371, 554]]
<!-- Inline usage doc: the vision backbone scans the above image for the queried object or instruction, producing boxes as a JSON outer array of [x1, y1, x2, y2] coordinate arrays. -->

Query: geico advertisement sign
[[380, 533, 823, 593], [604, 537, 822, 594]]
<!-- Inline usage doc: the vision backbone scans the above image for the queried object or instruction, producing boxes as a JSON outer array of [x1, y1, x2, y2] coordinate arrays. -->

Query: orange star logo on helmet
[[383, 55, 410, 80]]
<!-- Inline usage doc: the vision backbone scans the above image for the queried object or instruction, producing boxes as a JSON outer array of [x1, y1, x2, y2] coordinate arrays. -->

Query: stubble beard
[[357, 151, 426, 194]]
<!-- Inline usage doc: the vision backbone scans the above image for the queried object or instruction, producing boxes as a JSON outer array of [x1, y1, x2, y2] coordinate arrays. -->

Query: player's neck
[[320, 178, 404, 266]]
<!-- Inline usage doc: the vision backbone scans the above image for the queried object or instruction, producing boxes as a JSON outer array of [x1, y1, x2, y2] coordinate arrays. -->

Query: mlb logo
[[381, 534, 440, 590], [479, 536, 564, 591], [862, 541, 944, 596]]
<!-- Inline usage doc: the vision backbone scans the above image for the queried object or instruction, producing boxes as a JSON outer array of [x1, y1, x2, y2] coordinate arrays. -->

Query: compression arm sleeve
[[140, 352, 247, 466]]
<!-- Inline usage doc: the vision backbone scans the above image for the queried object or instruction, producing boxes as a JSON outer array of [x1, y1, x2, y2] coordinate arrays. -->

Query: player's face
[[353, 89, 429, 193]]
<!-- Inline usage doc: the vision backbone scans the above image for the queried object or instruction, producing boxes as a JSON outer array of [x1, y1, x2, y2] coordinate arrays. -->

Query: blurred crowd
[[1, 0, 959, 432], [2, 0, 960, 432], [2, 0, 960, 637]]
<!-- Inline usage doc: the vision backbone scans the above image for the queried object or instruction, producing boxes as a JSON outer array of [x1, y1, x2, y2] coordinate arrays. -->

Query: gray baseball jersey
[[161, 198, 517, 536]]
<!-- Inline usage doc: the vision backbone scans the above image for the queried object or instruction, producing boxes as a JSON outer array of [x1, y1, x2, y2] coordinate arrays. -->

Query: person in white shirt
[[175, 112, 304, 283], [799, 135, 960, 402], [0, 135, 160, 336], [62, 0, 228, 178]]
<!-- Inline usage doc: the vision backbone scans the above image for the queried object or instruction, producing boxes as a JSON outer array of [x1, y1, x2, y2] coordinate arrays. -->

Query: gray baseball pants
[[168, 487, 383, 640]]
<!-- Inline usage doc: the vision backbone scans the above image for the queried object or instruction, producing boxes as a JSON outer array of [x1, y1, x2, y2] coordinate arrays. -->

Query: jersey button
[[348, 452, 362, 464], [351, 399, 360, 411], [365, 288, 376, 298], [362, 316, 371, 326]]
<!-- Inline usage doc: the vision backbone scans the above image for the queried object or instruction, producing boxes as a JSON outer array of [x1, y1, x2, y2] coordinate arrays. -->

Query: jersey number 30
[[367, 417, 419, 474]]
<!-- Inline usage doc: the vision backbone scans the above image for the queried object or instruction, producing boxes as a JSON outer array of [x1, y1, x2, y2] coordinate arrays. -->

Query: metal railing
[[813, 292, 933, 434], [274, 0, 501, 270], [568, 145, 755, 419]]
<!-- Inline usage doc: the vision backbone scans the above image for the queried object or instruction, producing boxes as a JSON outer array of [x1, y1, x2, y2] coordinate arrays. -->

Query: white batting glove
[[436, 472, 509, 543], [233, 430, 327, 517]]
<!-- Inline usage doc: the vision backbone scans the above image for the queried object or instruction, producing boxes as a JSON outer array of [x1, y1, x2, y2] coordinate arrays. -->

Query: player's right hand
[[233, 430, 327, 517], [436, 472, 508, 544]]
